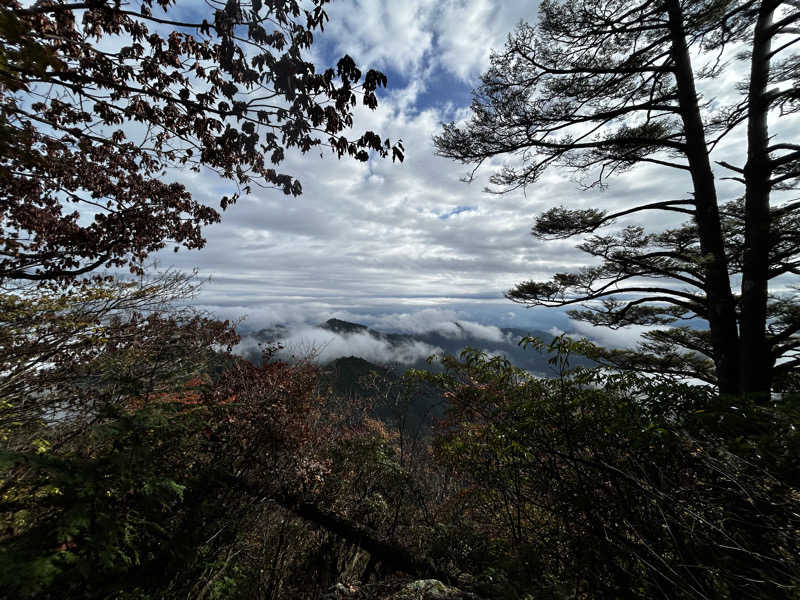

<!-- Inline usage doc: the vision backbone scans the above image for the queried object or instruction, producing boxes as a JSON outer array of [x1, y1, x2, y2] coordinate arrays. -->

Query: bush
[[424, 339, 800, 598]]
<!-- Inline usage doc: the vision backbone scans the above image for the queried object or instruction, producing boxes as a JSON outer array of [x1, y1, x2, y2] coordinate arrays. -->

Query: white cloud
[[322, 0, 537, 83], [141, 1, 799, 344], [434, 1, 535, 81], [366, 307, 508, 342], [269, 326, 442, 365], [456, 320, 507, 343], [157, 84, 561, 314], [323, 0, 436, 76], [194, 302, 332, 329], [370, 308, 459, 333], [568, 322, 652, 350]]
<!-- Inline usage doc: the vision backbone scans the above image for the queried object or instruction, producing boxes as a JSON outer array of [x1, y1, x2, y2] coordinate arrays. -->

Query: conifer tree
[[435, 0, 800, 395]]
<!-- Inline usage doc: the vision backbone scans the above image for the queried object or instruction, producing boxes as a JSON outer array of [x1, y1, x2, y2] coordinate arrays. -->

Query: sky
[[148, 0, 791, 349]]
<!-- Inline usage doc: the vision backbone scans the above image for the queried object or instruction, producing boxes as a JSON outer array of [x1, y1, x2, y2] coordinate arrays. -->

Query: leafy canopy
[[0, 0, 403, 282]]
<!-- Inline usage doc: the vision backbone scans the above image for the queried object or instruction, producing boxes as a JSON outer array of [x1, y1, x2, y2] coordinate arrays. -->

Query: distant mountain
[[320, 318, 369, 335], [237, 318, 594, 433], [321, 355, 392, 399], [240, 317, 592, 376]]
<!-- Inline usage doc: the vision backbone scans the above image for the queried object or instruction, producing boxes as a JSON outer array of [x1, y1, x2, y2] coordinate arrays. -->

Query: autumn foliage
[[0, 0, 402, 282]]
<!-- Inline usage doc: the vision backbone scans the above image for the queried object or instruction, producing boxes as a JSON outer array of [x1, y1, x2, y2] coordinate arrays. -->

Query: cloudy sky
[[151, 0, 784, 344]]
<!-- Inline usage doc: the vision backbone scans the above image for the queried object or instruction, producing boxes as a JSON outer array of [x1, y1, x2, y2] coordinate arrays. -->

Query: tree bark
[[741, 1, 776, 398], [665, 0, 741, 394], [272, 491, 453, 583]]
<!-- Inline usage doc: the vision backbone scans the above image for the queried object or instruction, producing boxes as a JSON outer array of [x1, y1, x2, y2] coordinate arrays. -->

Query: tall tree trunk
[[665, 0, 741, 394], [741, 1, 776, 397]]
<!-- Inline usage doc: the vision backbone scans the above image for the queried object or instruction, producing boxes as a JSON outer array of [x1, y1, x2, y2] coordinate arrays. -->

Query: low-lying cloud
[[368, 307, 510, 343], [569, 321, 652, 350], [235, 325, 442, 366], [223, 304, 646, 370]]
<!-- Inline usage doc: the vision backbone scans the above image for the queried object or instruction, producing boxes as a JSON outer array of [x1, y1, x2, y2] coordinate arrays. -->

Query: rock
[[391, 579, 463, 599]]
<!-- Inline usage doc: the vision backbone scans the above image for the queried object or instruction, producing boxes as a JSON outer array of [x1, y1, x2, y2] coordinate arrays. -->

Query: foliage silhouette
[[435, 0, 800, 395]]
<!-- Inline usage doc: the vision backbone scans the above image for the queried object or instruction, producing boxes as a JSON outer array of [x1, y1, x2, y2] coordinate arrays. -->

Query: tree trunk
[[665, 0, 741, 394], [740, 1, 776, 398], [272, 491, 452, 582]]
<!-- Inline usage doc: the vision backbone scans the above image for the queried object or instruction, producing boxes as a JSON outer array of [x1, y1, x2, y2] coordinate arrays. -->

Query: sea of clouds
[[227, 306, 529, 365]]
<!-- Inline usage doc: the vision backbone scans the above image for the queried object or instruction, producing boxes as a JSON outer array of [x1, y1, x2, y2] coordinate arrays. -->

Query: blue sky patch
[[439, 206, 476, 220]]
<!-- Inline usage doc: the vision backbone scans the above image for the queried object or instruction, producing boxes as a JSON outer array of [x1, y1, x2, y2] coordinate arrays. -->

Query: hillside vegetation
[[2, 294, 798, 598]]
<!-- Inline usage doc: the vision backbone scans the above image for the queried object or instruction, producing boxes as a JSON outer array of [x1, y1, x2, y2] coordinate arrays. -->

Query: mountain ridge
[[239, 317, 586, 376]]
